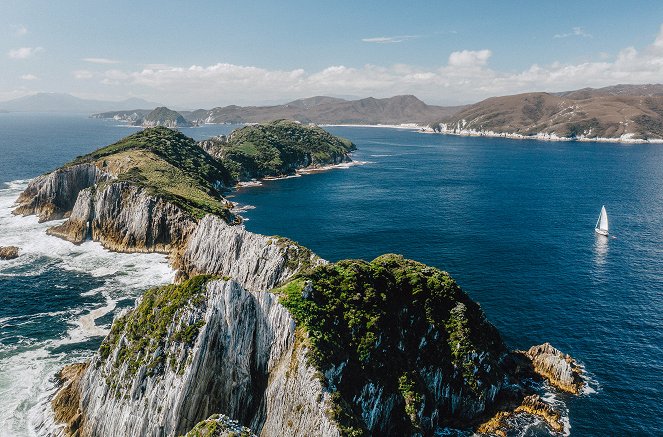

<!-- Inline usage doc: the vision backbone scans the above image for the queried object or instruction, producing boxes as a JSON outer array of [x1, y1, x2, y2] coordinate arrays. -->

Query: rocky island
[[15, 125, 585, 436]]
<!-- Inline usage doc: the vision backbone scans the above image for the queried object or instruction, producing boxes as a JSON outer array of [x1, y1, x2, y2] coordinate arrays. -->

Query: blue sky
[[2, 0, 663, 107]]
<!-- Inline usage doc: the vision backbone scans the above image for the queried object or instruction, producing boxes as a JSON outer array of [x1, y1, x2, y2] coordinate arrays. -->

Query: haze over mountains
[[5, 85, 663, 140], [93, 95, 463, 126], [0, 93, 160, 113]]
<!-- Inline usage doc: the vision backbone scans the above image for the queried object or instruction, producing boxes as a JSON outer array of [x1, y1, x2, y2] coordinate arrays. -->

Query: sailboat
[[595, 205, 609, 236]]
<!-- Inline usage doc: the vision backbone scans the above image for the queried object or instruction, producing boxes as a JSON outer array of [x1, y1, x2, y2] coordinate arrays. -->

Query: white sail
[[595, 205, 609, 235]]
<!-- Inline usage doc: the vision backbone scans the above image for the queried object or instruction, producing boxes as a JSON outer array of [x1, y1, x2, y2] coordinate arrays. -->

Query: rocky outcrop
[[72, 278, 340, 437], [185, 414, 256, 437], [476, 394, 563, 436], [175, 215, 322, 289], [522, 342, 584, 394], [47, 182, 198, 253], [0, 245, 19, 260], [51, 363, 89, 436], [13, 163, 109, 221]]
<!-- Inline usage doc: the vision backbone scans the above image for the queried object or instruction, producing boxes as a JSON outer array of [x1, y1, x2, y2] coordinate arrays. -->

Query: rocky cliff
[[58, 277, 339, 436], [13, 163, 110, 221], [21, 127, 587, 436], [47, 181, 198, 253], [175, 215, 322, 289]]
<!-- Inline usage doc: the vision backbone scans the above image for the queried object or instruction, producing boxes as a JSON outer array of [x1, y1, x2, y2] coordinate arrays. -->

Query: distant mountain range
[[0, 93, 160, 113], [431, 84, 663, 141], [93, 95, 464, 126], [8, 85, 663, 141]]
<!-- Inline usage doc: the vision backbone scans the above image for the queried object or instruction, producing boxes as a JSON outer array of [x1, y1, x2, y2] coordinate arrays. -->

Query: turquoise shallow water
[[0, 115, 661, 435]]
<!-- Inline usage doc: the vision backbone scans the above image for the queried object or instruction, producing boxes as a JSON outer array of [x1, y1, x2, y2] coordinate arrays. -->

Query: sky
[[2, 0, 663, 108]]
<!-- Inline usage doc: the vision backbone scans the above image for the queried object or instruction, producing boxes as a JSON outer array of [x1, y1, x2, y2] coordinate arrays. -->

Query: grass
[[98, 275, 215, 394], [70, 127, 234, 220]]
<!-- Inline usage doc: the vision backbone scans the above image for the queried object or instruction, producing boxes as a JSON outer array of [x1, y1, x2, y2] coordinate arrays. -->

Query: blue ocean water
[[233, 127, 663, 436], [0, 114, 661, 435]]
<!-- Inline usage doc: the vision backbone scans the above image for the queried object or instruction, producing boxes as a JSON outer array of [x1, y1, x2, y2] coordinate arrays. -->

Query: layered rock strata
[[47, 182, 198, 253], [174, 215, 323, 289], [13, 163, 109, 221], [56, 278, 340, 437]]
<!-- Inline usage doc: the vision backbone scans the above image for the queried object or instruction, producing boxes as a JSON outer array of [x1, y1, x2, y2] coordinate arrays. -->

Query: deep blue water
[[0, 114, 661, 435], [233, 127, 663, 436]]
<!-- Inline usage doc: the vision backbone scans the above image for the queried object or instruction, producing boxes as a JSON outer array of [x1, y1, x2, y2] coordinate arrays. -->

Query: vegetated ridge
[[199, 119, 356, 181]]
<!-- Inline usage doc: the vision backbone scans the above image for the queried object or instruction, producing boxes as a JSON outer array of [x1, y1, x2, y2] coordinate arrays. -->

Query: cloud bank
[[74, 24, 663, 106]]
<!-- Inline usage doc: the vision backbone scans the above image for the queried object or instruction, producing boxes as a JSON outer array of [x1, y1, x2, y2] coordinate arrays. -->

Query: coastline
[[235, 159, 366, 189], [424, 126, 663, 144]]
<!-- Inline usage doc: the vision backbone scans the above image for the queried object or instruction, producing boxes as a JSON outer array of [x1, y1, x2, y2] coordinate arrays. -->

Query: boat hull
[[595, 228, 609, 236]]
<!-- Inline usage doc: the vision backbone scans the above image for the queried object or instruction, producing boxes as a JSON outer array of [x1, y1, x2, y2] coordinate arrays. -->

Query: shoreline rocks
[[0, 245, 19, 260], [521, 342, 584, 394]]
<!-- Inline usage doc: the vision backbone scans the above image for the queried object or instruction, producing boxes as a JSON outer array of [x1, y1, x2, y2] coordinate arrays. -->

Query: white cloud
[[8, 47, 43, 59], [81, 23, 663, 106], [83, 57, 121, 64], [362, 35, 419, 44], [20, 74, 38, 81], [554, 27, 593, 39], [73, 70, 94, 79], [11, 24, 28, 37], [448, 49, 492, 68]]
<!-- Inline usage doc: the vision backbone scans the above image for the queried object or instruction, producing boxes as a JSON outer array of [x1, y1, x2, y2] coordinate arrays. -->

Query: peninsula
[[15, 125, 584, 436]]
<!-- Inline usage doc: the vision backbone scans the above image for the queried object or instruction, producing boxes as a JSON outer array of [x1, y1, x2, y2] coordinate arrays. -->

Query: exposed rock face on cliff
[[13, 163, 109, 221], [53, 254, 516, 436], [185, 414, 257, 437], [175, 215, 322, 289], [47, 182, 198, 253], [60, 277, 340, 437], [274, 255, 507, 435], [51, 363, 88, 436]]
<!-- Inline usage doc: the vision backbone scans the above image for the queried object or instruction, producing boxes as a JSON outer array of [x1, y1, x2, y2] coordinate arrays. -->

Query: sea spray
[[0, 181, 173, 436]]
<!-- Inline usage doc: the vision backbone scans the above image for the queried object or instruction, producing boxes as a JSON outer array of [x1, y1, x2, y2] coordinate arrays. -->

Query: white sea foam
[[0, 180, 173, 436]]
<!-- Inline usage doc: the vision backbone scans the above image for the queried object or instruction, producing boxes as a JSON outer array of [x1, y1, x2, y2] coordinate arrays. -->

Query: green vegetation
[[634, 114, 663, 139], [99, 275, 215, 393], [210, 120, 355, 180], [273, 254, 505, 434], [566, 117, 602, 138], [143, 107, 191, 127], [71, 127, 233, 219]]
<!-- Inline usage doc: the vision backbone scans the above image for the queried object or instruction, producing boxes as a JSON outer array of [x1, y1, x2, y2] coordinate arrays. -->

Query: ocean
[[1, 114, 661, 435]]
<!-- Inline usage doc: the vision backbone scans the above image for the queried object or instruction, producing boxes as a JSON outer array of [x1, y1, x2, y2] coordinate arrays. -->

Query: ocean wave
[[0, 178, 173, 435]]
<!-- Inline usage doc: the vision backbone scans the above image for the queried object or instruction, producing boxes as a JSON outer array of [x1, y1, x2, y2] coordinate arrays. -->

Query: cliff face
[[175, 215, 323, 289], [55, 255, 516, 437], [47, 182, 198, 253], [13, 163, 109, 221], [68, 278, 339, 437]]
